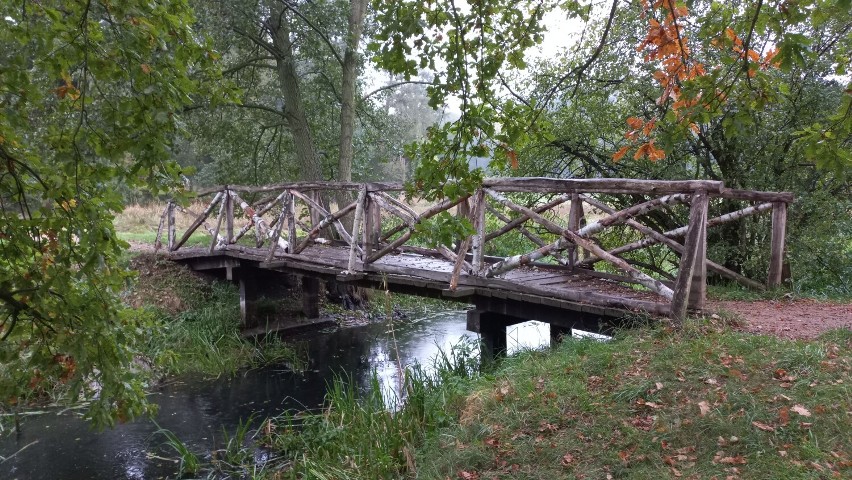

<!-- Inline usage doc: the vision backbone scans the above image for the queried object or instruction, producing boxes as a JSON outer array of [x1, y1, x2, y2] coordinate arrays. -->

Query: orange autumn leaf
[[141, 64, 152, 74], [507, 149, 518, 170], [613, 146, 630, 162], [627, 117, 645, 130]]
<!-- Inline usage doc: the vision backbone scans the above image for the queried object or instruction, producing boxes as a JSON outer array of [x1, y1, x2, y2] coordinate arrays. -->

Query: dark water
[[0, 311, 551, 480]]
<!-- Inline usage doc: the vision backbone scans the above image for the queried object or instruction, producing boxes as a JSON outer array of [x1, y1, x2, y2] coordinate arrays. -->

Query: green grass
[[411, 325, 852, 480], [228, 323, 852, 479]]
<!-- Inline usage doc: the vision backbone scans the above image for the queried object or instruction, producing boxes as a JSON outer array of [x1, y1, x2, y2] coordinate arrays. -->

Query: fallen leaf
[[778, 450, 788, 457], [791, 404, 812, 417], [561, 452, 575, 467], [778, 406, 790, 426], [458, 470, 479, 480], [719, 455, 748, 465], [752, 421, 775, 432], [698, 401, 711, 416]]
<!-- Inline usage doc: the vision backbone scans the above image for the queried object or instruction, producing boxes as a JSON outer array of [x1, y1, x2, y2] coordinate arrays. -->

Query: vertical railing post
[[347, 186, 367, 273], [567, 193, 584, 268], [285, 191, 296, 254], [364, 189, 381, 261], [224, 187, 234, 244], [471, 189, 486, 274], [167, 201, 176, 251], [688, 199, 708, 311], [671, 190, 709, 324], [767, 201, 788, 288]]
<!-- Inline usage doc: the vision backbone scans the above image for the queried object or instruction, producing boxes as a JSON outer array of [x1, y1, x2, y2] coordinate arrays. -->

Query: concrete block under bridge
[[466, 302, 629, 363]]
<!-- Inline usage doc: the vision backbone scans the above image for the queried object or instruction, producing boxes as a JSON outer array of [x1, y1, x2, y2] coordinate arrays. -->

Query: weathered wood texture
[[767, 201, 788, 288], [671, 191, 709, 323], [159, 179, 792, 321]]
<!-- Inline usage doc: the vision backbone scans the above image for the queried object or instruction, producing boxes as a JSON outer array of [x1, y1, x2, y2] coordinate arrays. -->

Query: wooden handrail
[[160, 178, 792, 318]]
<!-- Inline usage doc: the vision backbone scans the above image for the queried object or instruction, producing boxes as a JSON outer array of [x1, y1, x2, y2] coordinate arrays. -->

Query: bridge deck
[[169, 245, 670, 317]]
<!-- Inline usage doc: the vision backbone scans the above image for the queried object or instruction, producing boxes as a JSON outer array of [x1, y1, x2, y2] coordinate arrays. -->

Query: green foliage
[[154, 422, 201, 477], [0, 0, 228, 425], [371, 0, 560, 196]]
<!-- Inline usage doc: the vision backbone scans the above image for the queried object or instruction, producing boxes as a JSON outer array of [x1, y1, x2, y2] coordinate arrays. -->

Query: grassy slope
[[125, 254, 300, 377], [413, 326, 852, 480]]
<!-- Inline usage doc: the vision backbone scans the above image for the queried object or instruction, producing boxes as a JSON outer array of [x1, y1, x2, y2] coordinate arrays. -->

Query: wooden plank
[[717, 188, 794, 203], [767, 201, 788, 288], [671, 191, 709, 324], [442, 287, 475, 298], [483, 177, 725, 194]]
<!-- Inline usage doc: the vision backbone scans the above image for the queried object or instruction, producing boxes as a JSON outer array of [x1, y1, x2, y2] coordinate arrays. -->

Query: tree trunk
[[336, 0, 369, 230], [267, 5, 322, 182]]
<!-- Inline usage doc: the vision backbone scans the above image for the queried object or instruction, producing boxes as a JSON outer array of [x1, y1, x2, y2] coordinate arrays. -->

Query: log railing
[[155, 178, 793, 322]]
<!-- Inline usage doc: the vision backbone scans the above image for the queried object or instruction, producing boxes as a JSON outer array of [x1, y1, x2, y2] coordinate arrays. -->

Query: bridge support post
[[550, 324, 572, 347], [301, 276, 321, 319], [467, 310, 523, 365], [239, 271, 258, 328]]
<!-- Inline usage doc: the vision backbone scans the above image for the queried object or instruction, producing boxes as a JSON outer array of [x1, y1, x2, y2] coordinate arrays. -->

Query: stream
[[0, 310, 552, 480]]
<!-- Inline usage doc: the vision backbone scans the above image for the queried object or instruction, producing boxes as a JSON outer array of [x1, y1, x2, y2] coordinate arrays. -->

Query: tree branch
[[361, 80, 438, 101], [275, 0, 344, 67], [222, 55, 276, 75]]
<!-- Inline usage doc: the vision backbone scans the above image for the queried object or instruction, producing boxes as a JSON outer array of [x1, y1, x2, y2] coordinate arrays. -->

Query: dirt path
[[709, 298, 852, 340]]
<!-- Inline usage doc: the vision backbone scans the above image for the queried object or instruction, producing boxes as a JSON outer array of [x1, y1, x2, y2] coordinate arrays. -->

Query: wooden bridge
[[155, 177, 792, 344]]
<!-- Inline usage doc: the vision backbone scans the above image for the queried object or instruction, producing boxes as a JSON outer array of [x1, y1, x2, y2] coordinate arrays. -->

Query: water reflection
[[0, 311, 551, 480]]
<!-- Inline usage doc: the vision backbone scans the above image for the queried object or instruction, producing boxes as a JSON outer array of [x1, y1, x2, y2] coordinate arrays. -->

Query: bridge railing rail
[[155, 178, 793, 322]]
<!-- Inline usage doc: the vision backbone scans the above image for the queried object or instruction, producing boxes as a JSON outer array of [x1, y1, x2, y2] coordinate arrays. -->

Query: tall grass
[[137, 281, 303, 377], [264, 340, 482, 479]]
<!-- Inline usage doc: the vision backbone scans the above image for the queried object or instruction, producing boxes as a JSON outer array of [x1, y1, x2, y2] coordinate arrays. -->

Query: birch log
[[581, 196, 765, 291], [583, 202, 774, 263], [265, 202, 290, 262], [290, 190, 355, 245], [484, 195, 570, 242], [562, 229, 675, 300], [232, 190, 289, 244], [293, 201, 359, 254], [346, 187, 367, 273], [154, 204, 168, 251], [209, 197, 227, 254], [230, 191, 288, 252]]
